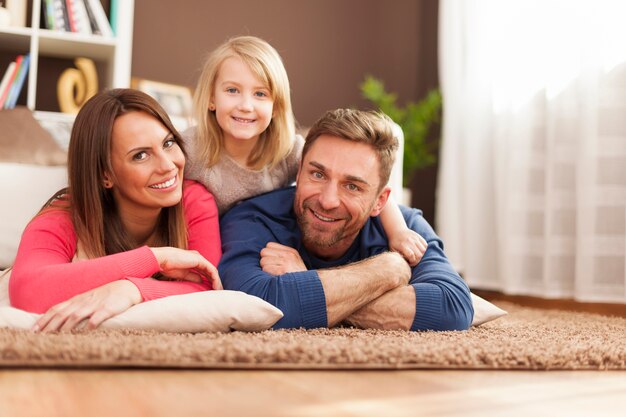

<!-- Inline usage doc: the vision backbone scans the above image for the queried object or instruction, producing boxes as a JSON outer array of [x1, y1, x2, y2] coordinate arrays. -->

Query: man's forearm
[[318, 251, 410, 327], [344, 285, 416, 330]]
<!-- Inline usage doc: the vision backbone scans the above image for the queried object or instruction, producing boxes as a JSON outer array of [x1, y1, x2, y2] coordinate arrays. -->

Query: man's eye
[[346, 183, 360, 192], [312, 171, 324, 179], [133, 151, 148, 161]]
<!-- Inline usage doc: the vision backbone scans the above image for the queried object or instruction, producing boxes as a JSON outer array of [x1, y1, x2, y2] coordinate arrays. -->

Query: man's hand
[[33, 280, 142, 333], [320, 251, 412, 327], [260, 242, 307, 275], [344, 285, 416, 330], [388, 228, 427, 267]]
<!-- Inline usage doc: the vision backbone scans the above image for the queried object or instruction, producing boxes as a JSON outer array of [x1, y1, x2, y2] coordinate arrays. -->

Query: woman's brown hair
[[42, 88, 188, 259]]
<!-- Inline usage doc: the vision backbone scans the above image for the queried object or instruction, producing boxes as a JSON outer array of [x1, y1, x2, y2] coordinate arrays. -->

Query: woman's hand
[[260, 242, 307, 275], [388, 229, 428, 267], [33, 280, 142, 333], [150, 247, 222, 290]]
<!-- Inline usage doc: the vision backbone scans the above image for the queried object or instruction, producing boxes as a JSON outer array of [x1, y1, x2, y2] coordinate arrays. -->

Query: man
[[218, 109, 473, 331]]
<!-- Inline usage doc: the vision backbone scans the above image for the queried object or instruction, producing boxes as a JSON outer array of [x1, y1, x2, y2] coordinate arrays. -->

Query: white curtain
[[437, 0, 626, 302]]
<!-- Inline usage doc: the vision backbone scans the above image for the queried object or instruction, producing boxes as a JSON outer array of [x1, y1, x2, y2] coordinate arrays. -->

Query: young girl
[[184, 36, 426, 265], [10, 89, 222, 332]]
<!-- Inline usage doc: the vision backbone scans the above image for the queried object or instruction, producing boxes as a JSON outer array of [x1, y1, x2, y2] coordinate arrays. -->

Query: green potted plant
[[360, 76, 442, 191]]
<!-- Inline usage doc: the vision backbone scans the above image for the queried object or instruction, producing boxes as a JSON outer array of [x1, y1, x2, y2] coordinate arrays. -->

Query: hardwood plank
[[1, 370, 625, 417]]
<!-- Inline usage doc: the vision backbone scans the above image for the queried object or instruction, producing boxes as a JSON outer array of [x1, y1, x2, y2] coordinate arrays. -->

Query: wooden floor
[[1, 369, 625, 417]]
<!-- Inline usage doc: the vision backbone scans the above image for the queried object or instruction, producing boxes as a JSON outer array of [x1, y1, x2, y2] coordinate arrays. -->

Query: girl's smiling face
[[211, 56, 275, 147]]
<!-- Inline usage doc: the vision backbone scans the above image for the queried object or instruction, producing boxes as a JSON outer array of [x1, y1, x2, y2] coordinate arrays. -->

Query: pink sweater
[[10, 180, 221, 313]]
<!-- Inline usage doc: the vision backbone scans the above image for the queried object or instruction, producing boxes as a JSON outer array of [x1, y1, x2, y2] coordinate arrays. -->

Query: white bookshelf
[[0, 0, 134, 112]]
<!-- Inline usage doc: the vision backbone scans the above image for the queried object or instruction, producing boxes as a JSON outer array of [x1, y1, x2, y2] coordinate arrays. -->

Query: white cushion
[[470, 292, 507, 326], [0, 163, 67, 268], [0, 288, 283, 333]]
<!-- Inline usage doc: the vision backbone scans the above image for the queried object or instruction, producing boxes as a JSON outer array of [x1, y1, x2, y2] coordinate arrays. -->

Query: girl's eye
[[255, 91, 268, 98], [226, 87, 238, 94], [133, 151, 148, 161]]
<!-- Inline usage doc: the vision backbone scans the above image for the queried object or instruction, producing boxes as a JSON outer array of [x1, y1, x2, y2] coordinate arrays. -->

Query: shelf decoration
[[57, 57, 98, 114]]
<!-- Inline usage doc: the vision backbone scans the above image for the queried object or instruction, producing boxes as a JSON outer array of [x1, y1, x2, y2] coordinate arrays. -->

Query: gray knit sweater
[[182, 127, 304, 215]]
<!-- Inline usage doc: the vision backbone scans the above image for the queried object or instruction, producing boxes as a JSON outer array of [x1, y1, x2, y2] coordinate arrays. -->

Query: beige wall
[[132, 0, 440, 221]]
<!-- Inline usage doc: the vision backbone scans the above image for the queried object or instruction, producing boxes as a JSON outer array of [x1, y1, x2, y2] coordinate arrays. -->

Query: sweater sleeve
[[126, 181, 220, 300], [218, 202, 327, 329], [401, 208, 474, 331], [9, 210, 160, 313]]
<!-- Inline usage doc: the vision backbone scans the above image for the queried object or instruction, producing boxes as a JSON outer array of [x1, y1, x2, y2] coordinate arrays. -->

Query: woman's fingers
[[33, 281, 140, 333], [197, 259, 222, 290], [87, 308, 117, 330]]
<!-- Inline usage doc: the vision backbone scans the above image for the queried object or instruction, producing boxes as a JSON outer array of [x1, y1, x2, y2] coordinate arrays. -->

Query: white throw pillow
[[0, 274, 283, 333], [470, 292, 507, 326], [0, 163, 67, 268]]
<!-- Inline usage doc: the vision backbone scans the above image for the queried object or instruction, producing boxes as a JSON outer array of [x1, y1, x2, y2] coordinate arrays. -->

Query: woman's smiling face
[[106, 111, 185, 219]]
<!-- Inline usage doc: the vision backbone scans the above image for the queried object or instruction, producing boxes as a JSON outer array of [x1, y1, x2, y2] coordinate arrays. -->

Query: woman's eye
[[133, 151, 148, 161], [164, 138, 176, 149]]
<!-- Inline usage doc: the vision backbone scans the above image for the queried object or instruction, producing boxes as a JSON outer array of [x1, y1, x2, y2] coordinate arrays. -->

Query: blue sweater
[[218, 187, 473, 331]]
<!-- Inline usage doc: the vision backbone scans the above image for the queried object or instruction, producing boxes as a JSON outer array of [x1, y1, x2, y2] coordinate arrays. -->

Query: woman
[[9, 89, 222, 332]]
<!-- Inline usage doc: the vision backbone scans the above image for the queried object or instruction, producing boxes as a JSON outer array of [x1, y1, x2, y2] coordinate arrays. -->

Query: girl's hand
[[150, 247, 223, 290], [33, 280, 142, 333], [388, 229, 427, 266], [260, 242, 307, 275]]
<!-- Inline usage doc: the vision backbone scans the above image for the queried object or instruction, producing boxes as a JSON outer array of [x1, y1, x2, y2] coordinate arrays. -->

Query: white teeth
[[313, 211, 335, 222], [150, 177, 176, 189], [233, 117, 254, 123]]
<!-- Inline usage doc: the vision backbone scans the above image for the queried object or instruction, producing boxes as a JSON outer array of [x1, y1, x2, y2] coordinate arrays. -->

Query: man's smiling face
[[294, 135, 389, 260]]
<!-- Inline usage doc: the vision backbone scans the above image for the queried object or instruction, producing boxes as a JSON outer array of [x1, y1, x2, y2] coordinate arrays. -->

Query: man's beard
[[297, 200, 350, 249]]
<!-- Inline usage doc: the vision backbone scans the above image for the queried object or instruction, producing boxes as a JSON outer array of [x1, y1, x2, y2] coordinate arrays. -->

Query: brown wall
[[132, 0, 440, 222]]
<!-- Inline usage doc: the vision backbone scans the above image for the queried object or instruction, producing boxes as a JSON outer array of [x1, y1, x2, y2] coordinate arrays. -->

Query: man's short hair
[[302, 109, 399, 191]]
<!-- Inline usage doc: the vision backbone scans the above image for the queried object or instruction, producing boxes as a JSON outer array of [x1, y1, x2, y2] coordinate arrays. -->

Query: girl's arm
[[379, 195, 427, 266]]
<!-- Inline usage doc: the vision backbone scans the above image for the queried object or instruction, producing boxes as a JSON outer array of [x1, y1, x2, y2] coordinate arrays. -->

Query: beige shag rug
[[0, 302, 624, 370]]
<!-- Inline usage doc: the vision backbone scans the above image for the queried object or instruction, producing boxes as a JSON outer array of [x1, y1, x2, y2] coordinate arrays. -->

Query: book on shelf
[[109, 0, 118, 35], [81, 0, 101, 35], [65, 0, 93, 34], [84, 0, 113, 37], [0, 61, 18, 108], [47, 0, 69, 31], [41, 0, 113, 37], [4, 54, 29, 109], [64, 0, 77, 32], [41, 0, 56, 30], [0, 56, 22, 109]]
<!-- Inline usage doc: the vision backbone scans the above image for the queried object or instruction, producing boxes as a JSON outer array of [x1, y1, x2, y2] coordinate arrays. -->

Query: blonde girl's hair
[[40, 88, 188, 259], [193, 35, 295, 170]]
